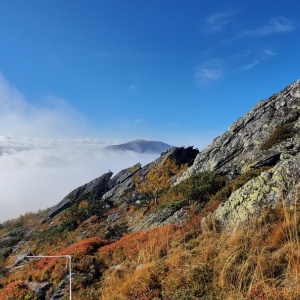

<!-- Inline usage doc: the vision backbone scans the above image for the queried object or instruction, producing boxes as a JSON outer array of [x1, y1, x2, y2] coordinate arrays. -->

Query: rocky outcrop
[[43, 146, 199, 222], [212, 152, 300, 231], [177, 80, 300, 181], [42, 172, 113, 222], [129, 207, 188, 231], [42, 81, 300, 232], [103, 146, 199, 205], [102, 163, 142, 204], [177, 80, 300, 232]]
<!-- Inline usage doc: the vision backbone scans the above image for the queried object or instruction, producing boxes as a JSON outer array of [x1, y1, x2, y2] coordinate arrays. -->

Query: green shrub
[[261, 123, 294, 150], [57, 219, 78, 233], [162, 198, 188, 210], [174, 172, 225, 204]]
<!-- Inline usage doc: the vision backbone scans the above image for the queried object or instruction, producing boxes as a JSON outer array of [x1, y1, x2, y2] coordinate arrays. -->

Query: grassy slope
[[0, 170, 300, 299]]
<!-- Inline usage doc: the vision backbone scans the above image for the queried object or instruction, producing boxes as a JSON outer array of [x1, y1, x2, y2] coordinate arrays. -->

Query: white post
[[24, 255, 72, 300], [67, 255, 72, 300]]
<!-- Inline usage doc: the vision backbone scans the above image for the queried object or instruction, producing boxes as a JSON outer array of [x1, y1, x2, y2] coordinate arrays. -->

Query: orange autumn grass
[[99, 200, 300, 300], [2, 196, 300, 299]]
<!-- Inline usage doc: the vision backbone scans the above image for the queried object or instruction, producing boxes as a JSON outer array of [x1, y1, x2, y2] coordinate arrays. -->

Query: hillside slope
[[0, 80, 299, 299]]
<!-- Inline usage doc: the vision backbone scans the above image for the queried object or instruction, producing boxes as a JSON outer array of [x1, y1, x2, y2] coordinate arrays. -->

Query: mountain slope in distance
[[103, 139, 173, 154]]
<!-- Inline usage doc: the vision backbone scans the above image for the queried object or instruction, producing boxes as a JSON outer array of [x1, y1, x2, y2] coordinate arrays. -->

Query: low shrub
[[0, 281, 37, 300], [261, 123, 294, 150], [173, 171, 225, 204]]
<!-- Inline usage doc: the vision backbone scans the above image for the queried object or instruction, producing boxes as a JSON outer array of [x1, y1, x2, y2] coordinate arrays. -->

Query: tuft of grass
[[210, 166, 271, 204], [261, 123, 294, 150]]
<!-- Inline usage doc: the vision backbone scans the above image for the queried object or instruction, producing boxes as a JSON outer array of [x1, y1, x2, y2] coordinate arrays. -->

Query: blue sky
[[0, 0, 299, 148]]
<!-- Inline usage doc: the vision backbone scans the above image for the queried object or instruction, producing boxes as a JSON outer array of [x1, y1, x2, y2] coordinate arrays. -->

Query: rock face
[[103, 146, 199, 205], [129, 207, 188, 231], [27, 282, 52, 300], [182, 80, 300, 231], [178, 80, 300, 180]]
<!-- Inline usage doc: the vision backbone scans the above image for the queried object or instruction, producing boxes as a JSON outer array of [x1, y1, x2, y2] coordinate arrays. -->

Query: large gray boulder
[[102, 163, 142, 203], [177, 80, 300, 181], [212, 152, 300, 231], [27, 282, 52, 300]]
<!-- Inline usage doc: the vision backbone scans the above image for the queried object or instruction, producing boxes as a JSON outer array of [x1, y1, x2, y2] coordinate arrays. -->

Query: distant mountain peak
[[103, 139, 173, 154]]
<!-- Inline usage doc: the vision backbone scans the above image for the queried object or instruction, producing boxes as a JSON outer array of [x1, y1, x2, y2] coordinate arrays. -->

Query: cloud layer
[[0, 74, 159, 222], [0, 136, 158, 222], [0, 73, 89, 138]]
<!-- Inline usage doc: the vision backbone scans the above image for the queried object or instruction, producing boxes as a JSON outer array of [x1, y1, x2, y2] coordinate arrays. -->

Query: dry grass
[[1, 196, 300, 299], [98, 198, 300, 300]]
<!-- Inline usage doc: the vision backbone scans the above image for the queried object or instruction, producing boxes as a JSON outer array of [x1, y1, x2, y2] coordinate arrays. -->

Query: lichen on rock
[[212, 152, 300, 231]]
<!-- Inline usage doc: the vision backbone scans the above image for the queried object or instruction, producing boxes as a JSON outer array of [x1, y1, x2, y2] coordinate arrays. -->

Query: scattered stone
[[110, 264, 121, 270], [28, 282, 52, 300], [107, 211, 123, 223]]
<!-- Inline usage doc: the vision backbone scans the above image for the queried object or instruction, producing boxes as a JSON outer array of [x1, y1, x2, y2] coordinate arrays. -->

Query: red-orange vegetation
[[0, 281, 30, 300], [59, 237, 108, 257], [99, 225, 177, 263], [34, 237, 108, 273], [204, 200, 223, 213]]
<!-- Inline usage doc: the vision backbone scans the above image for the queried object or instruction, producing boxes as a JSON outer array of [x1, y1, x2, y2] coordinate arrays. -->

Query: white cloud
[[128, 74, 141, 93], [128, 83, 138, 93], [227, 17, 295, 42], [196, 68, 223, 83], [0, 73, 89, 138], [245, 17, 295, 37], [204, 9, 235, 33], [0, 136, 158, 222], [237, 49, 277, 71], [195, 49, 277, 83], [194, 59, 226, 84]]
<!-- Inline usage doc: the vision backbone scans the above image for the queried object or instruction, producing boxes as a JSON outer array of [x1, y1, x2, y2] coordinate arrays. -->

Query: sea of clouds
[[0, 74, 158, 222], [0, 136, 158, 222]]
